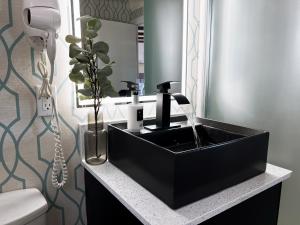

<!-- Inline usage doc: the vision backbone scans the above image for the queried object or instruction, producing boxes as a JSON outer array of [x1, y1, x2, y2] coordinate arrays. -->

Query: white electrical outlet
[[36, 86, 56, 117]]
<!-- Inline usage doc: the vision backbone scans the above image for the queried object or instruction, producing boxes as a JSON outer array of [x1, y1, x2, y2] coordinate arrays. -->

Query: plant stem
[[94, 97, 99, 158], [91, 51, 100, 159], [86, 37, 102, 159]]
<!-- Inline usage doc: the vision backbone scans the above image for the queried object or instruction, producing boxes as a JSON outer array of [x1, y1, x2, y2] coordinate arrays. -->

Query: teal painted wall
[[144, 0, 183, 94], [206, 0, 300, 224]]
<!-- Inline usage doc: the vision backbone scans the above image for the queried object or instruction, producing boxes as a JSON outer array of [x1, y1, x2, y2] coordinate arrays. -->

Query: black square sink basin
[[108, 117, 269, 209]]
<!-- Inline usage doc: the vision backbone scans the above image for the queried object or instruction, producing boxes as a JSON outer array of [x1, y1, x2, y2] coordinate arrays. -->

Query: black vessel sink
[[108, 117, 269, 209]]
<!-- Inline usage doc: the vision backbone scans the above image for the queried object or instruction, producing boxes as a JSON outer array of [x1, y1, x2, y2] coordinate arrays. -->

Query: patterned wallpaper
[[80, 0, 144, 23], [0, 1, 87, 224], [185, 0, 209, 117], [130, 7, 144, 21], [80, 0, 130, 23], [0, 0, 202, 224]]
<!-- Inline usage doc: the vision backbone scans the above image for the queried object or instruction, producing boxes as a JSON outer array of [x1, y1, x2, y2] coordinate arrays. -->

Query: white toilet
[[0, 188, 48, 225]]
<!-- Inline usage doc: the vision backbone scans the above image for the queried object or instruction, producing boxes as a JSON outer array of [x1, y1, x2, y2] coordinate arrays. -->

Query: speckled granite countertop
[[82, 161, 291, 225]]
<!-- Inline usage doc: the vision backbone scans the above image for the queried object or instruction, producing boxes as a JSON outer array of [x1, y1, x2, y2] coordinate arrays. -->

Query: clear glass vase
[[84, 109, 107, 165]]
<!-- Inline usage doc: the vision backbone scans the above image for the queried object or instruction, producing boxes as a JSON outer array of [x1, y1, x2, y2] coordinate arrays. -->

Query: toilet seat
[[0, 188, 48, 225]]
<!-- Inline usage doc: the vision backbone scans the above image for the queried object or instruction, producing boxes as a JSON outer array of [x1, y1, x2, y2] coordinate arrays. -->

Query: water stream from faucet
[[179, 104, 202, 148]]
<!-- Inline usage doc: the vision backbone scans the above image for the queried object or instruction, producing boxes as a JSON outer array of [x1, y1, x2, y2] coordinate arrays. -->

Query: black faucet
[[145, 81, 190, 131], [119, 81, 138, 97]]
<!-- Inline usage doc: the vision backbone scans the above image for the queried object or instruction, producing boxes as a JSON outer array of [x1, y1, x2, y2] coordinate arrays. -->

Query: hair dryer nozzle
[[47, 32, 56, 64]]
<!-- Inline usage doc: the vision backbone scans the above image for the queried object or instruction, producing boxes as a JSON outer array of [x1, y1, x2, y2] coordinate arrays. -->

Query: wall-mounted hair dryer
[[22, 0, 68, 189], [22, 0, 61, 64]]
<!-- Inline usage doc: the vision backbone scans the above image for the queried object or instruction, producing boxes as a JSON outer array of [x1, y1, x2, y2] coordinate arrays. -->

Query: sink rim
[[108, 121, 268, 155]]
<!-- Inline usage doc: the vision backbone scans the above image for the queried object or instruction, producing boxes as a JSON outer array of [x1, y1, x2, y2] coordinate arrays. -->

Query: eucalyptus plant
[[65, 16, 117, 159]]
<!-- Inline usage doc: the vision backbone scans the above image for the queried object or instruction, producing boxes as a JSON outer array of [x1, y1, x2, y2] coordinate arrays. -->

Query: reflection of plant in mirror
[[65, 15, 117, 159]]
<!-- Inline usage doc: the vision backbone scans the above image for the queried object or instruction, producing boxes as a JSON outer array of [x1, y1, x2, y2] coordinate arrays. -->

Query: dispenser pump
[[132, 90, 139, 104]]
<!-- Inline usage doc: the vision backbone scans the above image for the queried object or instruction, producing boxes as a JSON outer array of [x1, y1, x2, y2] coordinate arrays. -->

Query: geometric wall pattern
[[80, 0, 131, 23], [0, 1, 86, 224], [80, 0, 143, 23], [185, 0, 206, 117], [0, 0, 201, 224]]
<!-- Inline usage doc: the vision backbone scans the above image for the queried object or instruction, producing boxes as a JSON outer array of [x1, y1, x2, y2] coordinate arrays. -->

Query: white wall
[[206, 0, 300, 224]]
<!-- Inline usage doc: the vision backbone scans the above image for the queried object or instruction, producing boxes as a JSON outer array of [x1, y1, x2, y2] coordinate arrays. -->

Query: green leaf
[[97, 74, 108, 85], [93, 41, 109, 54], [84, 79, 91, 89], [71, 63, 87, 73], [76, 54, 90, 63], [69, 58, 78, 65], [87, 19, 102, 32], [94, 75, 117, 97], [79, 95, 93, 101], [97, 66, 113, 77], [69, 44, 84, 58], [85, 29, 98, 39], [101, 84, 118, 97], [65, 35, 81, 44], [96, 52, 110, 64], [78, 88, 93, 97], [77, 15, 94, 21], [99, 78, 110, 87], [96, 75, 107, 88], [69, 72, 85, 84]]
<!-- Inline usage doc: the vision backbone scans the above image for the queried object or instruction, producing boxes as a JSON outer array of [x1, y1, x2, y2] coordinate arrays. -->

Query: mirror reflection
[[79, 0, 184, 97]]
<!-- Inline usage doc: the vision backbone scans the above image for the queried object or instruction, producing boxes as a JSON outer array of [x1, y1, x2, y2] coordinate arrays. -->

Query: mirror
[[75, 0, 185, 101]]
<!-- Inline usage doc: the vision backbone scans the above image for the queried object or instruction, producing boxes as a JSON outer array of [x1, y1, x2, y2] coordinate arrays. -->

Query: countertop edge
[[82, 161, 152, 225], [189, 169, 292, 224], [82, 161, 292, 225]]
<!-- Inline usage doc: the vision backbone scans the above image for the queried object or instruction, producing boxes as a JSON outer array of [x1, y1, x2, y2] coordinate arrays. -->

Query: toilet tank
[[0, 188, 48, 225]]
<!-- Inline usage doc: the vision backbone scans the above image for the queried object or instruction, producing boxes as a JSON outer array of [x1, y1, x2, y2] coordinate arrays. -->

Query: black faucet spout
[[172, 93, 190, 105]]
